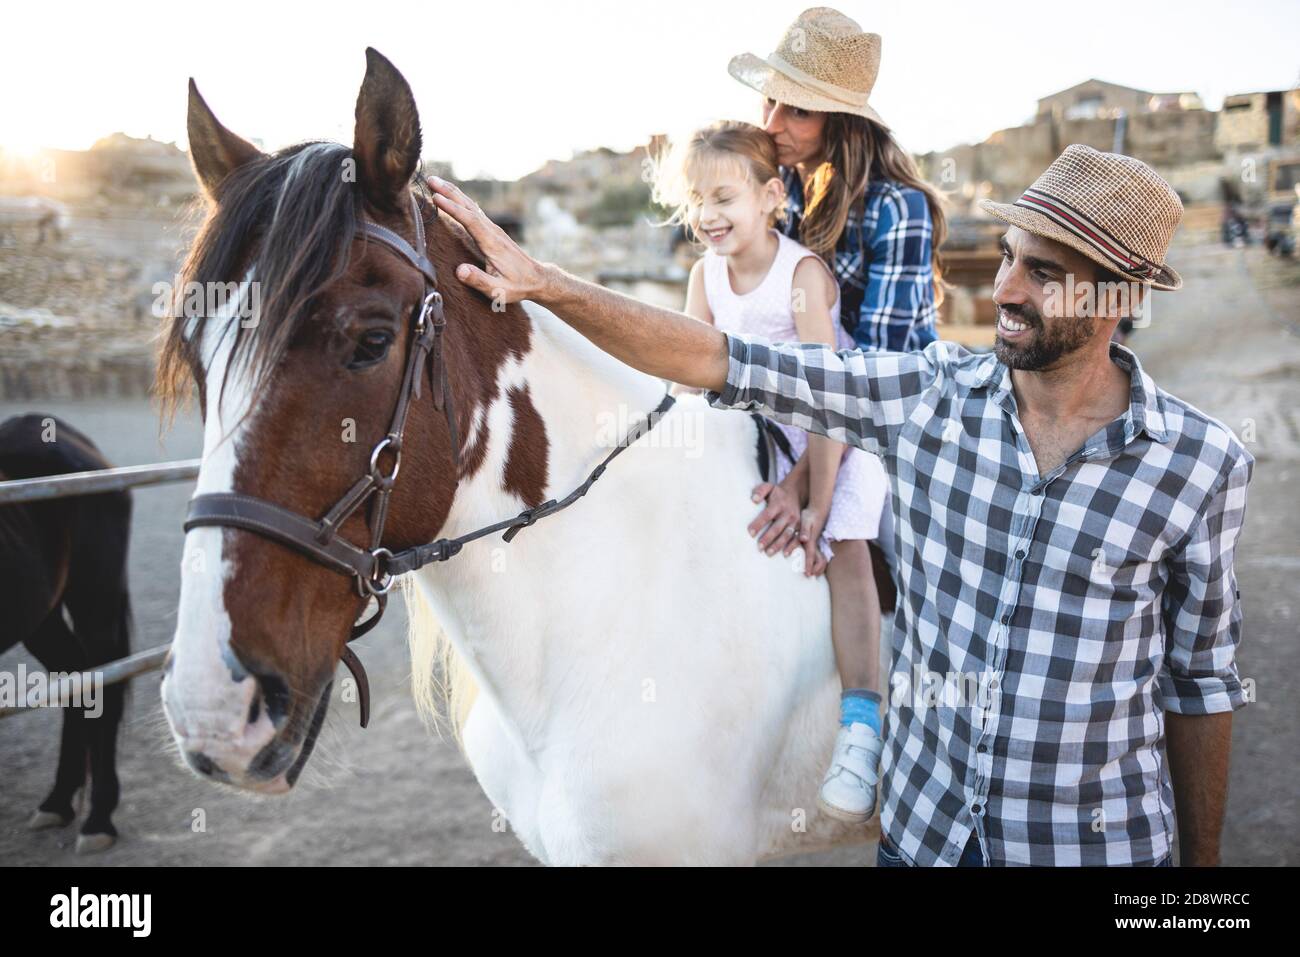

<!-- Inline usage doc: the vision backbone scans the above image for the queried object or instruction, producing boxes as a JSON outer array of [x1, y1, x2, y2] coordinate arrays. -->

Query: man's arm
[[1158, 453, 1253, 866], [1165, 711, 1233, 866], [670, 259, 715, 397], [429, 176, 727, 391], [542, 267, 730, 391], [428, 175, 946, 455]]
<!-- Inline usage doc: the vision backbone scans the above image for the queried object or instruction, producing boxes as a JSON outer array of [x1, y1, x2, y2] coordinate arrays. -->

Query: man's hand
[[428, 176, 548, 303], [428, 175, 730, 392]]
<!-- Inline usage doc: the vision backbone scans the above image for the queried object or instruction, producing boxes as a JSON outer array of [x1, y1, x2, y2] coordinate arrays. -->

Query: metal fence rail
[[0, 458, 200, 505], [0, 646, 170, 720], [1, 458, 198, 717]]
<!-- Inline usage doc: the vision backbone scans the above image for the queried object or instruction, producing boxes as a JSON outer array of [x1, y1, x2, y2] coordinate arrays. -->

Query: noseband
[[183, 193, 674, 728]]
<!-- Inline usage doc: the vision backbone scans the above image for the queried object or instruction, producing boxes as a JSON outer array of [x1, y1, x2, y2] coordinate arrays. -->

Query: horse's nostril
[[255, 672, 291, 727], [188, 750, 219, 776], [247, 691, 261, 726], [186, 750, 231, 784]]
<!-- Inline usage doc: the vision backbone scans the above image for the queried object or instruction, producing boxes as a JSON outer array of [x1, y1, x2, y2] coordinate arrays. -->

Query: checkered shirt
[[707, 335, 1253, 866], [781, 167, 938, 353]]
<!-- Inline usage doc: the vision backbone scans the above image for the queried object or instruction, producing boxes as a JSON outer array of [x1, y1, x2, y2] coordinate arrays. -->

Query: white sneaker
[[816, 722, 883, 823]]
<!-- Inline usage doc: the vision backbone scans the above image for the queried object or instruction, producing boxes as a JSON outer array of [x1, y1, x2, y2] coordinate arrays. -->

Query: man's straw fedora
[[980, 144, 1184, 291], [729, 7, 887, 126]]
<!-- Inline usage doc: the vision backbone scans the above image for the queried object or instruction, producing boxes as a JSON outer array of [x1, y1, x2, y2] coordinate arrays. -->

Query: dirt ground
[[0, 241, 1296, 867]]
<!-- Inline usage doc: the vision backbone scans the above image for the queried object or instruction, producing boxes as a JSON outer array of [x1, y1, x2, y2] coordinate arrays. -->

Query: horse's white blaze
[[407, 302, 872, 864], [162, 286, 279, 780]]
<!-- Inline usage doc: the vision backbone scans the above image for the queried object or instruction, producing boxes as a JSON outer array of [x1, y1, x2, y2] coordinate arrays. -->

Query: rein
[[183, 194, 675, 728]]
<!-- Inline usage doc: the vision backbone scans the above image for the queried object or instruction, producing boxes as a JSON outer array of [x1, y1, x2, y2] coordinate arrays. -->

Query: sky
[[3, 0, 1298, 180]]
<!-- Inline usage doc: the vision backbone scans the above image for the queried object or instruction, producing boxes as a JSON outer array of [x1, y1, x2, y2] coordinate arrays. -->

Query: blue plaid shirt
[[781, 167, 938, 353], [707, 336, 1253, 866]]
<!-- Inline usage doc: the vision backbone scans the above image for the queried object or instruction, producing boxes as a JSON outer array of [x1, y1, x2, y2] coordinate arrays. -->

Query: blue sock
[[840, 689, 881, 734]]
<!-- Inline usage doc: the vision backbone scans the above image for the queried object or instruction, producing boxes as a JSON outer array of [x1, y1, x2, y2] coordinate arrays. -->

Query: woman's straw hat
[[980, 144, 1184, 290], [729, 7, 887, 126]]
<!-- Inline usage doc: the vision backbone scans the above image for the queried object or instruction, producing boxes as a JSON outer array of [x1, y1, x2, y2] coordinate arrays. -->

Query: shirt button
[[972, 804, 982, 815], [1000, 614, 1010, 625], [1033, 487, 1043, 496], [989, 678, 999, 691], [1015, 549, 1025, 560], [977, 743, 987, 753]]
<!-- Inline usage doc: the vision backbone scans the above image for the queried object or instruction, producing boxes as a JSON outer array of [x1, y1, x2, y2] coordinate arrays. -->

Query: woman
[[727, 7, 946, 823]]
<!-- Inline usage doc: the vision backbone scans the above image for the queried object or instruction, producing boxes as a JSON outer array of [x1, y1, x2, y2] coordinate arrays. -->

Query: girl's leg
[[817, 538, 886, 822], [825, 539, 881, 698]]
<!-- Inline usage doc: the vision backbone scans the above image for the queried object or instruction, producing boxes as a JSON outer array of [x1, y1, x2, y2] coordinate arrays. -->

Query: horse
[[0, 413, 131, 853], [157, 49, 874, 864]]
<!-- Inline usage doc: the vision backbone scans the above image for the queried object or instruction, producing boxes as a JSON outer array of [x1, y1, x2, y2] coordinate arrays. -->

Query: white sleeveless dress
[[702, 229, 890, 560]]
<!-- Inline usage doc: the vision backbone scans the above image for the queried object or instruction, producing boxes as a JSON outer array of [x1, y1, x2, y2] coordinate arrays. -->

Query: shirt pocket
[[1074, 530, 1166, 607]]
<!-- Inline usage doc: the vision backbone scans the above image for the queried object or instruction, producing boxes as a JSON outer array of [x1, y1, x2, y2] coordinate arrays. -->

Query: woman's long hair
[[801, 113, 947, 305]]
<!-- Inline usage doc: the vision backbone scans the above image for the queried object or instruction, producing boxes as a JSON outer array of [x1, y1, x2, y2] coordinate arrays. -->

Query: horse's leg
[[77, 679, 124, 853], [45, 477, 132, 853], [61, 558, 131, 853], [22, 607, 88, 830]]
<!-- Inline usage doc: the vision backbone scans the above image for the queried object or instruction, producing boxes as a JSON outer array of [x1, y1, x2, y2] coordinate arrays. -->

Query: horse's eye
[[347, 329, 394, 369]]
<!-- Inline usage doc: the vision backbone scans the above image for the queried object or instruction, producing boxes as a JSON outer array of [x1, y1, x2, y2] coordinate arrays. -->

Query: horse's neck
[[448, 300, 666, 532], [416, 301, 668, 744]]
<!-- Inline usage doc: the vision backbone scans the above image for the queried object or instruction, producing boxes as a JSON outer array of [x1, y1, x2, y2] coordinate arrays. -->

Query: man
[[428, 143, 1252, 867]]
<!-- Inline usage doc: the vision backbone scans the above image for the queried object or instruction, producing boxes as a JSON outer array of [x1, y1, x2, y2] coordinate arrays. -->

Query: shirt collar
[[969, 342, 1170, 444], [1111, 342, 1170, 443]]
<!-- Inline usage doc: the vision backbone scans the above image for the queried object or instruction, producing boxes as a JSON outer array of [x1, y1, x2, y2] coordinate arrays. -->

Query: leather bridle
[[183, 193, 675, 729]]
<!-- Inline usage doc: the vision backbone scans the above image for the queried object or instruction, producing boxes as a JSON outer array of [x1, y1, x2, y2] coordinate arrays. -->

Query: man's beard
[[993, 304, 1096, 371]]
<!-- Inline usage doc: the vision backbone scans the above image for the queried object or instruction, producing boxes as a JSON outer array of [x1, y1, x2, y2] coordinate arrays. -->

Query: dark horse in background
[[0, 413, 131, 853]]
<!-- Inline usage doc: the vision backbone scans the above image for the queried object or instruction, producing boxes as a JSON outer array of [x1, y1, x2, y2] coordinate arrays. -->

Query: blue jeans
[[876, 832, 1174, 867], [877, 831, 984, 867]]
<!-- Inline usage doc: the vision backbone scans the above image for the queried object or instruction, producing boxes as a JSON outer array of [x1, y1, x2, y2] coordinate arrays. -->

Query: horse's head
[[159, 50, 505, 792]]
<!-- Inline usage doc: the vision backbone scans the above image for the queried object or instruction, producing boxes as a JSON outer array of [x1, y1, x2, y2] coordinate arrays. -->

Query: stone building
[[1036, 78, 1203, 122], [921, 78, 1221, 210], [1215, 88, 1300, 152]]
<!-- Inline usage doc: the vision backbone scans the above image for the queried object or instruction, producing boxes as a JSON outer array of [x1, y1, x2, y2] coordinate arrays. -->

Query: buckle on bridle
[[369, 434, 402, 486], [419, 290, 443, 328], [360, 546, 396, 597]]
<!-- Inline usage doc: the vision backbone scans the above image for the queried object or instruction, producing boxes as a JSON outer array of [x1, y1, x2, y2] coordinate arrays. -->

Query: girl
[[729, 8, 945, 611], [653, 120, 889, 823]]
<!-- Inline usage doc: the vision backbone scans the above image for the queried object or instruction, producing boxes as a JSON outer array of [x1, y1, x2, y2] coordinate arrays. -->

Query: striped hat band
[[1014, 188, 1159, 281]]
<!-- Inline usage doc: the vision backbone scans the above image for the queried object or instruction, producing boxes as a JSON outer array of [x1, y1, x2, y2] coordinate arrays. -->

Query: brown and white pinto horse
[[159, 50, 872, 864]]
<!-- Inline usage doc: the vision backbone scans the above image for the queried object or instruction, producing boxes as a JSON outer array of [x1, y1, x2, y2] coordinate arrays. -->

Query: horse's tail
[[401, 577, 478, 744]]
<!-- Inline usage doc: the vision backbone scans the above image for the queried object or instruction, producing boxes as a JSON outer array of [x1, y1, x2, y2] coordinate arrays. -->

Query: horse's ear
[[186, 79, 263, 202], [353, 48, 422, 215]]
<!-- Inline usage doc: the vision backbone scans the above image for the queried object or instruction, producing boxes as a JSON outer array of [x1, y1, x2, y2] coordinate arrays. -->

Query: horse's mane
[[154, 141, 439, 428], [154, 137, 487, 737]]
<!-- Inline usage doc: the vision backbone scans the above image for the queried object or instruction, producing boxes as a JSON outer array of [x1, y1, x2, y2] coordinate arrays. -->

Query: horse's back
[[422, 320, 865, 862], [0, 413, 113, 477], [0, 414, 131, 650], [531, 396, 847, 859]]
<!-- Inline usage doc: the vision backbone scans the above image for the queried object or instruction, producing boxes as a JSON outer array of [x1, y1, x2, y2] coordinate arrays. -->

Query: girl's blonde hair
[[651, 120, 788, 243]]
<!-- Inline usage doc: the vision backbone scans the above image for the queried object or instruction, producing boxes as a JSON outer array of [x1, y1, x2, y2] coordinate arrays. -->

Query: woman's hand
[[748, 482, 803, 557], [427, 176, 548, 303], [749, 455, 814, 558]]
